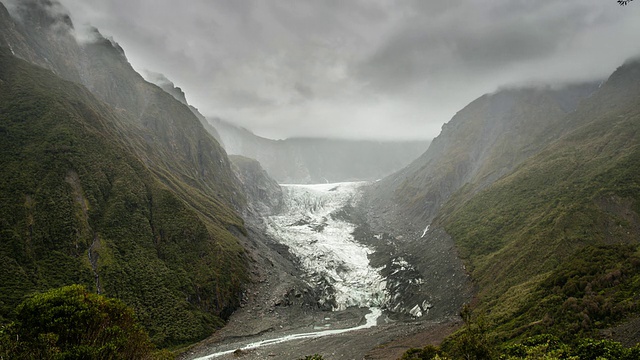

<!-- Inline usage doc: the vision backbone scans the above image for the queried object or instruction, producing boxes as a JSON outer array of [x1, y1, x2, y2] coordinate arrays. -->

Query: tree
[[0, 285, 162, 359]]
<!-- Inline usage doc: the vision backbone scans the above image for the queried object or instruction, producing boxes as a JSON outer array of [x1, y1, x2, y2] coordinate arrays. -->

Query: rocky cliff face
[[229, 155, 284, 220], [210, 117, 430, 184]]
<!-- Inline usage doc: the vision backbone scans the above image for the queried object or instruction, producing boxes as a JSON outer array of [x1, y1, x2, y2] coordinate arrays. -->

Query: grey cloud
[[55, 0, 640, 140], [356, 1, 619, 91], [294, 83, 314, 100], [6, 0, 73, 31]]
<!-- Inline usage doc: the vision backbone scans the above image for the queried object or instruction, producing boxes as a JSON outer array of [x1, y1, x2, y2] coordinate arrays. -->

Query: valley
[[181, 182, 463, 360], [1, 1, 640, 360]]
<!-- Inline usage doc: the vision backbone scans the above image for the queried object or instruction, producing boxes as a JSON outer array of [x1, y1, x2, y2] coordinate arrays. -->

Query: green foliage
[[402, 334, 640, 360], [0, 285, 167, 359], [0, 47, 248, 347], [400, 345, 442, 360], [436, 78, 640, 343], [532, 245, 640, 337], [499, 334, 574, 359], [440, 305, 496, 360], [298, 355, 325, 360], [498, 336, 640, 360]]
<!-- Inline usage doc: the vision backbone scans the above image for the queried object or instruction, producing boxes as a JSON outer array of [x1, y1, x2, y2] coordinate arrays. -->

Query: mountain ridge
[[434, 59, 640, 342], [210, 117, 430, 184], [0, 0, 254, 347]]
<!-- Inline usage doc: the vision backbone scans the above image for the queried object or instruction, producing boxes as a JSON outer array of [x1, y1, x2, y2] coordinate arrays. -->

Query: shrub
[[0, 285, 162, 359]]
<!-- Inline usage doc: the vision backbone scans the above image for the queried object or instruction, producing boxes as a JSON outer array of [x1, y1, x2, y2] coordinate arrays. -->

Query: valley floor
[[180, 303, 461, 360], [179, 181, 467, 359]]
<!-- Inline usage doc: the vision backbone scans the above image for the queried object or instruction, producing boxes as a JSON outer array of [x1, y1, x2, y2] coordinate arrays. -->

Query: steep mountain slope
[[0, 47, 248, 346], [436, 59, 640, 341], [229, 155, 283, 219], [210, 117, 429, 183], [144, 70, 224, 145], [352, 82, 602, 343], [363, 82, 599, 232], [0, 0, 242, 212]]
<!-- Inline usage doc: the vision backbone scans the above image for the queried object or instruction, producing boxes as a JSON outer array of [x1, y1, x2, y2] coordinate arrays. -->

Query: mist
[[48, 0, 640, 140]]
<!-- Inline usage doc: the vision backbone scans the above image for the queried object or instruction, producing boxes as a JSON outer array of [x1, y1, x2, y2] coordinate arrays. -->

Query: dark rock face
[[210, 117, 430, 184], [346, 204, 473, 321], [229, 155, 284, 219]]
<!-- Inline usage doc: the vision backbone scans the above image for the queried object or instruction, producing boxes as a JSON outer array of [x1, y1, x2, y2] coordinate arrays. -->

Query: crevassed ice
[[266, 182, 388, 310]]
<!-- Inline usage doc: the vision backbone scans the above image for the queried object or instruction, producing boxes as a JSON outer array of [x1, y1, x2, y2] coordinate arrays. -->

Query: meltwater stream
[[193, 182, 388, 358], [193, 308, 382, 359], [266, 182, 388, 310]]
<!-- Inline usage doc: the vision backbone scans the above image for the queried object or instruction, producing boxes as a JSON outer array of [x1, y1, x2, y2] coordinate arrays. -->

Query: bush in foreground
[[0, 284, 171, 359]]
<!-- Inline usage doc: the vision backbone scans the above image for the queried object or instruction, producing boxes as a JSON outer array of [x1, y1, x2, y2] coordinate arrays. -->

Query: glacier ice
[[266, 182, 388, 310]]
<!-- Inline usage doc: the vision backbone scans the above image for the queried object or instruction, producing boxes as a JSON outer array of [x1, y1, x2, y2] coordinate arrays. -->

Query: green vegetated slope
[[437, 60, 640, 342], [0, 0, 243, 214], [1, 285, 163, 359], [365, 83, 598, 230], [0, 47, 247, 347]]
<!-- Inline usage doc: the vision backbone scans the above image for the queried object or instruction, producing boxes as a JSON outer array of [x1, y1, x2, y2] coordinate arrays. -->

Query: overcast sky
[[56, 0, 640, 140]]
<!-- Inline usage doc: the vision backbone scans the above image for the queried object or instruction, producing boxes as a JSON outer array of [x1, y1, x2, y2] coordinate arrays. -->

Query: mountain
[[144, 70, 224, 145], [210, 117, 429, 184], [0, 0, 250, 347], [229, 155, 283, 219], [365, 57, 640, 352], [363, 82, 600, 232], [0, 0, 240, 211], [436, 59, 640, 342]]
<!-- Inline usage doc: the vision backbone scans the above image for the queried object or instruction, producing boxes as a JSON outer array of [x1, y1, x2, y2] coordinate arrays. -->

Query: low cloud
[[55, 0, 640, 140]]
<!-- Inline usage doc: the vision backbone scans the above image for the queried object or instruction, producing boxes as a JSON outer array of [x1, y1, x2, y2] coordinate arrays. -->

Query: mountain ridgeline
[[363, 82, 600, 229], [0, 0, 249, 347], [145, 74, 429, 185], [209, 117, 429, 184], [437, 59, 640, 342], [362, 58, 640, 348]]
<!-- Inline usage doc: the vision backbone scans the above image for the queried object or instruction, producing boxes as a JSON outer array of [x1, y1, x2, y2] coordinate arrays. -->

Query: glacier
[[266, 182, 388, 310]]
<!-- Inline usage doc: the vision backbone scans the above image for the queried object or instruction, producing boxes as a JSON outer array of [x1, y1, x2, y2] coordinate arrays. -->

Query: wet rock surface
[[349, 199, 474, 322]]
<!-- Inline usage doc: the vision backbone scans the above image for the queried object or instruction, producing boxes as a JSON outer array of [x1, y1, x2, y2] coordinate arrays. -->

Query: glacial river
[[192, 308, 382, 359], [192, 182, 387, 359]]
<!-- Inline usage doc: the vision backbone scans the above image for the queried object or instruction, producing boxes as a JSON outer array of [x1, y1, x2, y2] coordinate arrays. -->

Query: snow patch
[[410, 304, 422, 317], [421, 224, 430, 238]]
